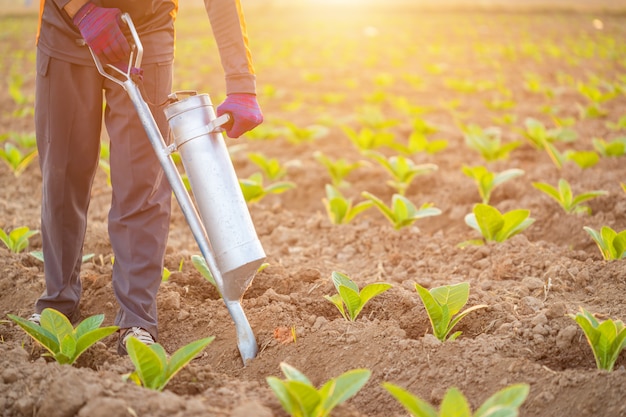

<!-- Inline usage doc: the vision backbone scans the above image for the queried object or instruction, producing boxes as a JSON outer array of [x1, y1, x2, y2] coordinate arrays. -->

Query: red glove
[[216, 94, 263, 138], [73, 2, 130, 64]]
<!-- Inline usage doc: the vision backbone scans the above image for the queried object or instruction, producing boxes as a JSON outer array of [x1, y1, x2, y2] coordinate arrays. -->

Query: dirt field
[[2, 3, 626, 417]]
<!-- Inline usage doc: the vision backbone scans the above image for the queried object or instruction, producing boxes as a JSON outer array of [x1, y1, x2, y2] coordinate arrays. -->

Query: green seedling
[[533, 179, 607, 214], [583, 226, 626, 260], [362, 192, 441, 230], [577, 81, 618, 119], [125, 336, 215, 391], [365, 151, 438, 195], [0, 142, 37, 177], [356, 105, 400, 130], [313, 151, 368, 188], [247, 152, 289, 180], [606, 116, 626, 131], [324, 271, 392, 321], [391, 132, 448, 156], [267, 362, 371, 417], [242, 123, 283, 141], [0, 226, 39, 253], [239, 172, 295, 204], [383, 382, 529, 417], [322, 185, 374, 225], [462, 124, 521, 162], [7, 308, 118, 365], [462, 165, 524, 204], [191, 254, 219, 293], [162, 258, 184, 282], [592, 137, 626, 157], [521, 117, 577, 150], [415, 282, 488, 342], [341, 126, 395, 153], [281, 121, 329, 144], [464, 204, 534, 245], [29, 250, 95, 264], [564, 150, 599, 169], [569, 307, 626, 372]]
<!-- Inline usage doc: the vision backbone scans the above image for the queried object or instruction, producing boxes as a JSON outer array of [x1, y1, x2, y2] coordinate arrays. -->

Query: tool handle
[[88, 12, 143, 87]]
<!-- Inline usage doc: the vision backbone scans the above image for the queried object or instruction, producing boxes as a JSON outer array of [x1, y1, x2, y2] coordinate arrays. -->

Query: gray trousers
[[34, 48, 172, 340]]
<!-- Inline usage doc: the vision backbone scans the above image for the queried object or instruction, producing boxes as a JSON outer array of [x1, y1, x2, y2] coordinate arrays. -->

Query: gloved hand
[[216, 93, 264, 138], [73, 2, 130, 64]]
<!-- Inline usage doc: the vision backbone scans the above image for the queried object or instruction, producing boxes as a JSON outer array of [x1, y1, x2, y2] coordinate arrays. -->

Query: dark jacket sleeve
[[204, 0, 257, 95]]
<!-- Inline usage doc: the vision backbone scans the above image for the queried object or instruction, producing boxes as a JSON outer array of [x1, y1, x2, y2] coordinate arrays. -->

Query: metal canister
[[164, 93, 266, 300]]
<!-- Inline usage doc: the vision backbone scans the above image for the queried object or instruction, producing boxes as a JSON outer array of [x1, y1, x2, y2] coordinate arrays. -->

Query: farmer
[[30, 0, 263, 355]]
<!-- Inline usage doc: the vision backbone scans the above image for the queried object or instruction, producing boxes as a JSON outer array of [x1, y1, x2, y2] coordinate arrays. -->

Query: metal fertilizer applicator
[[89, 13, 265, 364]]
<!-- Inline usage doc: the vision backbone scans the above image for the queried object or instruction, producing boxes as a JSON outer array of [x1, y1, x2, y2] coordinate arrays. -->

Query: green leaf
[[473, 204, 504, 241], [74, 314, 105, 339], [267, 377, 301, 417], [165, 337, 215, 387], [475, 384, 530, 417], [74, 326, 119, 361], [331, 271, 359, 293], [382, 382, 438, 417], [280, 362, 313, 385], [430, 282, 469, 316], [447, 304, 489, 340], [324, 294, 348, 321], [440, 388, 472, 417], [7, 314, 59, 354], [59, 334, 77, 364], [126, 337, 167, 390], [285, 380, 321, 416], [415, 283, 447, 341], [496, 209, 534, 241], [40, 308, 73, 345], [321, 369, 371, 413], [359, 283, 392, 310], [338, 285, 362, 321]]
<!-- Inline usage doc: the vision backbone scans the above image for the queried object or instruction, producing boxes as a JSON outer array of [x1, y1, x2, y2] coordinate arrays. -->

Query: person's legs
[[34, 49, 103, 323], [104, 61, 173, 341]]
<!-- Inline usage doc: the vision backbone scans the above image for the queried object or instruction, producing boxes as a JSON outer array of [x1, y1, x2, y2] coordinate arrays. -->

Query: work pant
[[34, 48, 173, 340]]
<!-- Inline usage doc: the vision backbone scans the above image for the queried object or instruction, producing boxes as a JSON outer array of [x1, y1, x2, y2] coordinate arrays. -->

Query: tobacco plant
[[464, 204, 534, 245], [247, 152, 290, 180], [322, 185, 373, 225], [281, 121, 328, 144], [592, 137, 626, 157], [267, 362, 371, 417], [415, 282, 488, 342], [583, 226, 626, 260], [532, 179, 607, 214], [7, 308, 118, 365], [462, 165, 524, 204], [191, 254, 219, 292], [462, 124, 521, 162], [569, 307, 626, 371], [313, 151, 368, 188], [521, 117, 577, 150], [341, 126, 395, 153], [365, 151, 438, 195], [239, 172, 295, 204], [362, 192, 441, 230], [125, 336, 215, 391], [383, 382, 529, 417], [0, 142, 37, 177], [0, 226, 39, 253], [324, 271, 392, 321]]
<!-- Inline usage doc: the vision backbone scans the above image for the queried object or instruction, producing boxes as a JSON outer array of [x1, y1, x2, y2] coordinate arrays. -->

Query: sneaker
[[117, 327, 155, 356], [28, 313, 41, 326]]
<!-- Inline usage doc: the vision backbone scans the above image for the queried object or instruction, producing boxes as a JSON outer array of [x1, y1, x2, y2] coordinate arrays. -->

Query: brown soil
[[2, 4, 626, 417]]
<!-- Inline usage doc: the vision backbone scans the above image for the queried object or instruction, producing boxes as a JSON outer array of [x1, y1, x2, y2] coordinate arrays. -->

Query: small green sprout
[[322, 185, 374, 225], [341, 126, 395, 153], [521, 117, 577, 150], [266, 362, 371, 417], [247, 152, 289, 180], [162, 258, 184, 282], [324, 271, 392, 321], [583, 226, 626, 260], [125, 336, 215, 391], [356, 105, 400, 130], [7, 308, 118, 365], [362, 192, 441, 230], [0, 142, 38, 177], [365, 151, 438, 195], [532, 179, 607, 214], [564, 150, 599, 169], [29, 250, 95, 264], [569, 307, 626, 372], [462, 124, 521, 162], [462, 165, 524, 204], [0, 226, 39, 253], [383, 382, 530, 417], [464, 203, 534, 245], [592, 137, 626, 157], [313, 151, 368, 188], [191, 254, 219, 294], [391, 131, 448, 156], [239, 172, 295, 204], [281, 121, 329, 144], [415, 282, 488, 342]]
